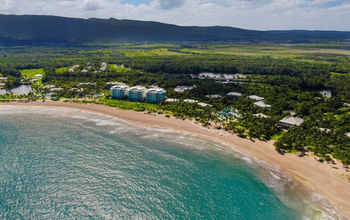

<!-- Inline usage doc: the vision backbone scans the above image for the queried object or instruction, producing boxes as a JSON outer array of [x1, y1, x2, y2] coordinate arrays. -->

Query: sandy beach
[[1, 100, 350, 219]]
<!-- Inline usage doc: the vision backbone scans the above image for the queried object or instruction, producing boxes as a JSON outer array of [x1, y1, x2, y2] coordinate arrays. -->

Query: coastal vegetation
[[0, 42, 349, 166]]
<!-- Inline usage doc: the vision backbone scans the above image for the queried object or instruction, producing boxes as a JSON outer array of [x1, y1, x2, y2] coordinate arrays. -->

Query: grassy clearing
[[56, 67, 69, 74], [20, 68, 45, 79], [271, 132, 285, 141], [179, 44, 350, 58], [150, 49, 184, 56], [120, 48, 185, 57], [124, 43, 178, 49], [330, 72, 350, 76], [109, 64, 129, 72], [97, 98, 159, 111]]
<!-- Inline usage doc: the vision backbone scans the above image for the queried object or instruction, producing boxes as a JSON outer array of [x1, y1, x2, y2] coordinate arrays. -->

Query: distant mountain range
[[0, 14, 349, 45]]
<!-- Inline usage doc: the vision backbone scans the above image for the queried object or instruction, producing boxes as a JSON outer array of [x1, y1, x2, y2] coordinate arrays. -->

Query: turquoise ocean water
[[0, 106, 339, 219]]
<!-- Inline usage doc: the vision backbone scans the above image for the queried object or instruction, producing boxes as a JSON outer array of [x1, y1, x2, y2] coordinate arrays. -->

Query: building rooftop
[[319, 128, 331, 133], [129, 86, 147, 92], [147, 87, 166, 93], [77, 82, 97, 87], [183, 99, 198, 103], [68, 65, 80, 72], [165, 98, 179, 103], [198, 73, 222, 80], [249, 95, 265, 101], [43, 85, 56, 89], [205, 94, 222, 99], [254, 113, 269, 118], [198, 102, 211, 107], [254, 101, 271, 108], [174, 85, 196, 93], [100, 62, 107, 71], [227, 92, 242, 97], [280, 117, 304, 126], [319, 90, 332, 98], [50, 88, 63, 92], [111, 83, 129, 90]]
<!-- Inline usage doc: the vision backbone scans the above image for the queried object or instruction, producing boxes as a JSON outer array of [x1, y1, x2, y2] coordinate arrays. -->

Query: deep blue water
[[0, 106, 331, 219]]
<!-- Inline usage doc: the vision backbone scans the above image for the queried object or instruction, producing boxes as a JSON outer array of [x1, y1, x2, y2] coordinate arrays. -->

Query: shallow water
[[0, 106, 339, 219]]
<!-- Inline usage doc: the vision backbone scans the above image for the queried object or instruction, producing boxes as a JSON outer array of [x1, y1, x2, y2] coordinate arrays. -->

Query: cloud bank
[[0, 0, 349, 31]]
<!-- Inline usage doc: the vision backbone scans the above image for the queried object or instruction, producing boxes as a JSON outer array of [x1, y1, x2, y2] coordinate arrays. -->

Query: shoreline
[[1, 101, 350, 219]]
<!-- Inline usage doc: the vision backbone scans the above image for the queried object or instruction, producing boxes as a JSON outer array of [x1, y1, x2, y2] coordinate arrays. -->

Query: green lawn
[[67, 98, 161, 112], [20, 68, 45, 86], [109, 64, 129, 72], [20, 68, 45, 79], [271, 132, 285, 141], [330, 72, 350, 77], [97, 98, 159, 111]]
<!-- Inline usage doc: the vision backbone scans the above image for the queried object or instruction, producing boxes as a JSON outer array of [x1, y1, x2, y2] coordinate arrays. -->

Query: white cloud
[[83, 0, 103, 11], [0, 0, 349, 31]]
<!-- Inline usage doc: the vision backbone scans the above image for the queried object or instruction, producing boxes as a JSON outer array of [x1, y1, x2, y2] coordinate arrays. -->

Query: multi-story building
[[145, 88, 166, 104], [128, 86, 147, 102], [111, 83, 129, 99]]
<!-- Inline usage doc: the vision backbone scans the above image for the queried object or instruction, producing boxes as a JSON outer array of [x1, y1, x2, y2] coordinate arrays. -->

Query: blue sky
[[0, 0, 349, 31]]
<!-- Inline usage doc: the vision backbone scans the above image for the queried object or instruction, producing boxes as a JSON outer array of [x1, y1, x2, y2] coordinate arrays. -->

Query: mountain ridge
[[0, 14, 349, 45]]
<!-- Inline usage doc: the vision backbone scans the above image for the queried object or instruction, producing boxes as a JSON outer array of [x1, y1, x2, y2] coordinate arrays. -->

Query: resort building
[[319, 128, 331, 133], [68, 65, 79, 73], [165, 98, 179, 103], [319, 90, 332, 98], [50, 88, 63, 92], [183, 99, 199, 103], [198, 73, 223, 80], [197, 73, 246, 81], [100, 62, 107, 71], [254, 113, 269, 118], [77, 82, 97, 87], [105, 82, 121, 89], [198, 102, 212, 107], [43, 85, 56, 90], [249, 95, 265, 102], [0, 77, 7, 82], [128, 86, 147, 102], [174, 85, 196, 93], [205, 94, 222, 99], [279, 117, 304, 128], [145, 87, 166, 104], [254, 101, 271, 108], [111, 83, 129, 99], [227, 92, 242, 97]]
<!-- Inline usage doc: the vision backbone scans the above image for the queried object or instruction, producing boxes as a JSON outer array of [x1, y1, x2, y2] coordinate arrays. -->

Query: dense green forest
[[0, 43, 350, 165]]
